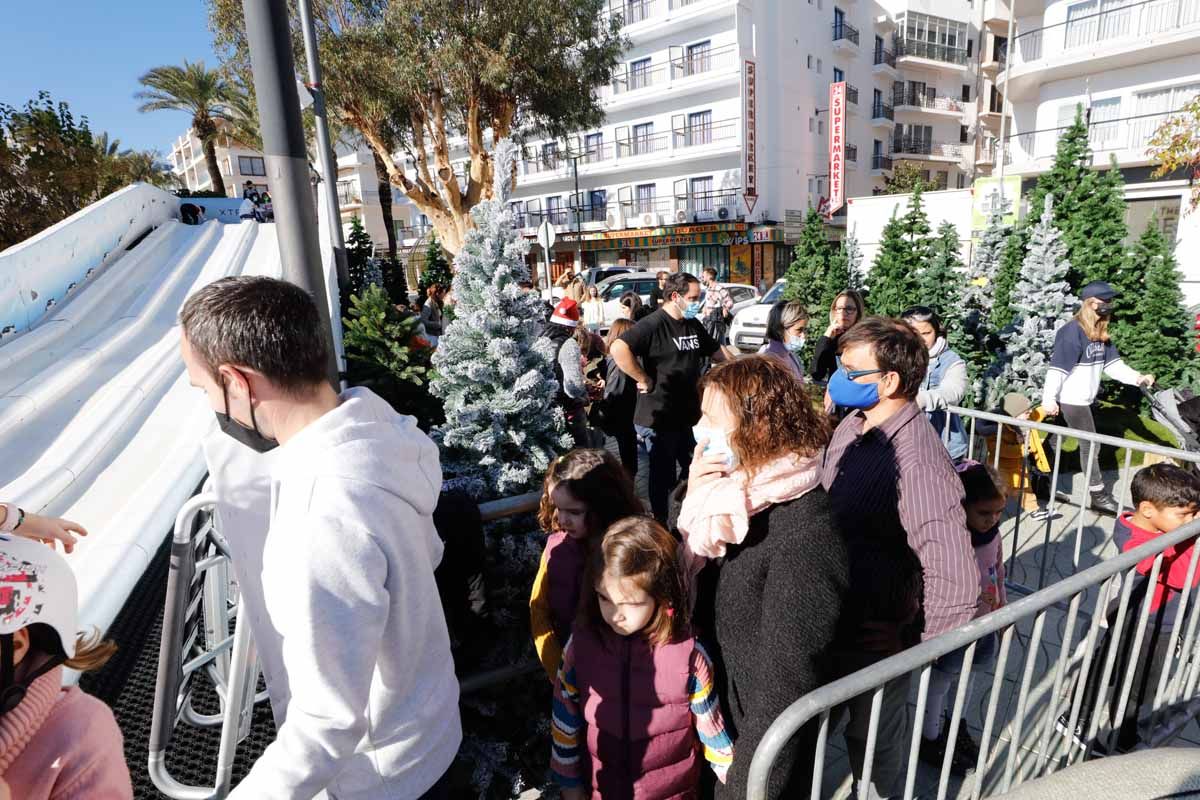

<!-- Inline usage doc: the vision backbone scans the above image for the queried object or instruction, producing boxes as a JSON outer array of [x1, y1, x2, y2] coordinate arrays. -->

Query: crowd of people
[[0, 269, 1190, 799]]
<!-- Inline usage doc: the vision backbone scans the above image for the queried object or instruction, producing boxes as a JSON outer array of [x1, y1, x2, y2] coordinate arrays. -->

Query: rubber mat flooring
[[79, 535, 277, 799]]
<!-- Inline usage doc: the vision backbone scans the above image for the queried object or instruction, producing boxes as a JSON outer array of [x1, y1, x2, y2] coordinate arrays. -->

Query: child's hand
[[15, 513, 88, 553]]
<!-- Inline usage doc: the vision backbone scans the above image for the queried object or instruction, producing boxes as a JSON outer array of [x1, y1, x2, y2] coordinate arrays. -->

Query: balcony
[[871, 101, 895, 126], [606, 44, 738, 104], [870, 154, 894, 173], [894, 39, 971, 68], [616, 130, 670, 158], [611, 62, 668, 96], [522, 154, 563, 175], [672, 117, 739, 149], [833, 21, 860, 50], [892, 90, 964, 116], [336, 182, 361, 207], [395, 224, 433, 242], [845, 144, 859, 167], [670, 189, 742, 223], [601, 0, 732, 30], [997, 107, 1191, 168], [845, 84, 860, 109], [891, 137, 964, 161], [872, 47, 897, 72]]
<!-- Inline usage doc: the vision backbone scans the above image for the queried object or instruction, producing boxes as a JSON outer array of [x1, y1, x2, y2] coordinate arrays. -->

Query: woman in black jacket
[[809, 290, 866, 382], [681, 356, 850, 800], [597, 318, 639, 477]]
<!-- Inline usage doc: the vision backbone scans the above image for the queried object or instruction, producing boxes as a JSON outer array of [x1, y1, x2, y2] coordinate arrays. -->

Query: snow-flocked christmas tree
[[960, 192, 1010, 396], [985, 195, 1078, 407], [431, 139, 571, 498]]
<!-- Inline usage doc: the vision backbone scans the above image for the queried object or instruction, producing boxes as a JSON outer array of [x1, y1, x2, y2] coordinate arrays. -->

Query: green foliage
[[991, 226, 1028, 331], [1119, 218, 1197, 386], [379, 256, 410, 307], [882, 161, 931, 195], [1146, 92, 1200, 212], [345, 215, 378, 304], [920, 223, 970, 356], [1067, 155, 1128, 289], [961, 196, 1011, 401], [342, 284, 443, 432], [868, 188, 932, 317], [1026, 105, 1092, 241], [419, 232, 454, 296], [782, 210, 833, 310], [0, 92, 172, 251]]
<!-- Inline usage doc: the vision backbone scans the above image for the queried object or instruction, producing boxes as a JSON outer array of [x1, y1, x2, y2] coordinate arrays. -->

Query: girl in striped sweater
[[550, 516, 734, 799]]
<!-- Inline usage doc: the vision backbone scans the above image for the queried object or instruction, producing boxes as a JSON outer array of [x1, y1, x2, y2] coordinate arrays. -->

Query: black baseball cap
[[1079, 281, 1117, 301]]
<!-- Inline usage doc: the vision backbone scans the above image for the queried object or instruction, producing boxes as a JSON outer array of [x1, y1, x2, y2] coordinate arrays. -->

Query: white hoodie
[[229, 388, 461, 800]]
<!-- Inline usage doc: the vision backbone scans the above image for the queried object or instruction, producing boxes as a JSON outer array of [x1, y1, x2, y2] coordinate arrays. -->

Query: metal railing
[[845, 84, 860, 106], [874, 47, 897, 68], [616, 130, 671, 157], [673, 189, 741, 219], [996, 107, 1194, 165], [673, 117, 739, 148], [602, 0, 722, 26], [872, 101, 895, 121], [833, 21, 860, 45], [149, 490, 267, 799], [893, 90, 963, 113], [1010, 0, 1200, 68], [670, 44, 739, 79], [895, 38, 971, 65], [872, 154, 894, 170], [892, 137, 964, 159], [846, 144, 859, 163], [747, 514, 1200, 799]]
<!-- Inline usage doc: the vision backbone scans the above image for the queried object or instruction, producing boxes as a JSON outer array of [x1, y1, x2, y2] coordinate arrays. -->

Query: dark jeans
[[565, 405, 589, 449], [611, 423, 639, 479], [636, 424, 694, 521], [1061, 402, 1104, 491]]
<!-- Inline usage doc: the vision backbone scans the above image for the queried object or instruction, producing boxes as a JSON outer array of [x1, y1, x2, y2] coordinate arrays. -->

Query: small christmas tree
[[918, 222, 966, 322], [345, 215, 378, 299], [1027, 104, 1092, 241], [868, 187, 933, 318], [902, 185, 935, 269], [379, 256, 410, 307], [782, 209, 832, 310], [418, 232, 454, 298], [961, 193, 1011, 400], [1068, 155, 1128, 290], [1118, 217, 1196, 386], [430, 139, 571, 498], [986, 195, 1078, 407], [991, 226, 1028, 331], [824, 230, 866, 306], [843, 230, 865, 293]]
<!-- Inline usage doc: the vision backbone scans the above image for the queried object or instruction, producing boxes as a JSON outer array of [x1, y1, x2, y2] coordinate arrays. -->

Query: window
[[960, 125, 969, 144], [957, 173, 967, 189], [874, 34, 885, 59], [632, 122, 655, 156], [834, 7, 846, 30], [962, 84, 971, 102], [817, 58, 823, 73], [1088, 96, 1122, 148], [238, 155, 266, 176], [873, 88, 883, 106], [935, 170, 949, 189], [685, 40, 712, 76], [690, 176, 715, 211], [808, 178, 815, 193], [546, 196, 565, 225], [588, 190, 607, 222], [635, 183, 656, 214], [629, 57, 652, 90], [818, 119, 825, 135], [1133, 83, 1200, 146], [584, 132, 603, 163], [809, 118, 815, 132], [833, 67, 845, 83], [897, 12, 968, 53], [541, 141, 560, 169], [686, 110, 713, 146], [807, 54, 813, 69], [873, 139, 883, 157]]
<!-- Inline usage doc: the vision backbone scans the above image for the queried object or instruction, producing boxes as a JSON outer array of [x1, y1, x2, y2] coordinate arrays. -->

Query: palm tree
[[136, 61, 232, 195]]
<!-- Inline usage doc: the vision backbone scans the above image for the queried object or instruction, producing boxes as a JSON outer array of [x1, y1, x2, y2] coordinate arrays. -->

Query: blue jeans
[[636, 425, 694, 522]]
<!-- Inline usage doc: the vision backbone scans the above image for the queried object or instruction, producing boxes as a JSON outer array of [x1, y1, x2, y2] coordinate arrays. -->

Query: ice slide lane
[[0, 220, 282, 639]]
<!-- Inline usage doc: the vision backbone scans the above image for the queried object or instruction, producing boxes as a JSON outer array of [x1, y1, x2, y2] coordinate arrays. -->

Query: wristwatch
[[0, 503, 23, 533]]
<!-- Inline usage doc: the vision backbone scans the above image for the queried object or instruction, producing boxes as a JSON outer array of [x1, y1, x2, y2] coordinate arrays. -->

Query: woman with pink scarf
[[680, 355, 851, 800]]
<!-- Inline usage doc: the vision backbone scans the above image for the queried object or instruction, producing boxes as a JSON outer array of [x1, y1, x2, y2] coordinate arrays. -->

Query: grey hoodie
[[229, 387, 461, 800]]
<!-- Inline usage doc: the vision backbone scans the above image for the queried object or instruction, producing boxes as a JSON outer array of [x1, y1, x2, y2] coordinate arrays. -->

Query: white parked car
[[540, 266, 635, 304], [595, 271, 662, 328], [729, 279, 786, 353]]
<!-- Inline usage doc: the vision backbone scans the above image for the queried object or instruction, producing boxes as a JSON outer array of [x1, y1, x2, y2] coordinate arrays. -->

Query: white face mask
[[692, 424, 737, 468]]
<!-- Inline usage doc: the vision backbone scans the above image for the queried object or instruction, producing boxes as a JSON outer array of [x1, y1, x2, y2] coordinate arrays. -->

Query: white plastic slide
[[0, 187, 282, 641]]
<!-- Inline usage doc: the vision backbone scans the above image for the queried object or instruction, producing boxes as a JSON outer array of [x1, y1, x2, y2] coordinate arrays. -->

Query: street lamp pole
[[570, 152, 583, 272]]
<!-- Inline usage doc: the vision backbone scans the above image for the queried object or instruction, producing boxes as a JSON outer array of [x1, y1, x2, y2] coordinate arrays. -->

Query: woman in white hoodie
[[180, 275, 461, 800]]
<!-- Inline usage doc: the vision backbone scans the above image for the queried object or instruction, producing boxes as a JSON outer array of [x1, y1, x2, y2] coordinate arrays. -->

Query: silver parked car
[[729, 279, 786, 353]]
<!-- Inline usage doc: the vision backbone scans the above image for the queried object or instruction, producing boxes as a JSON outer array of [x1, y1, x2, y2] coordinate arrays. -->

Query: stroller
[[1143, 385, 1200, 455]]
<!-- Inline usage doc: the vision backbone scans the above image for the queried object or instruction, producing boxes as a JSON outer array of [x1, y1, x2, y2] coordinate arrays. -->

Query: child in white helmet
[[0, 534, 132, 799]]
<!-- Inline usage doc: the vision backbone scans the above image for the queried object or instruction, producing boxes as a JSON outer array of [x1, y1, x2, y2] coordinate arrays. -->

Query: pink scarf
[[0, 666, 61, 774], [678, 452, 823, 584]]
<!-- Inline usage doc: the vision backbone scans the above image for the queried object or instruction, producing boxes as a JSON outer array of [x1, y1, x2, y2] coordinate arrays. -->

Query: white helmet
[[0, 534, 78, 658]]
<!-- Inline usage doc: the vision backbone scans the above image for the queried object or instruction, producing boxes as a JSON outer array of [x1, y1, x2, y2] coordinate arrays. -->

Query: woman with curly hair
[[679, 355, 850, 800]]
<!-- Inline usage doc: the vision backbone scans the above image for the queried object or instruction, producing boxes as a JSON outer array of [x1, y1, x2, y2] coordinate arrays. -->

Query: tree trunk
[[202, 137, 227, 196], [373, 151, 397, 259]]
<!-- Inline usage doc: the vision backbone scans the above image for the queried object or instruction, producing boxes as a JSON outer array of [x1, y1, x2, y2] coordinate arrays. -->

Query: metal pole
[[995, 0, 1017, 207], [297, 0, 350, 290], [241, 0, 339, 388], [572, 154, 582, 272]]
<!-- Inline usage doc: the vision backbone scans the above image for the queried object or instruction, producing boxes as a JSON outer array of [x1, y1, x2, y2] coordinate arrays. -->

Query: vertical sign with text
[[828, 82, 846, 219], [743, 61, 758, 215]]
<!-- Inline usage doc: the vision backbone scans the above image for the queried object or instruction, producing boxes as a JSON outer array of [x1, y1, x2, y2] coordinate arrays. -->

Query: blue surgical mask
[[682, 300, 703, 319], [827, 366, 881, 410], [692, 424, 737, 468], [785, 336, 806, 353]]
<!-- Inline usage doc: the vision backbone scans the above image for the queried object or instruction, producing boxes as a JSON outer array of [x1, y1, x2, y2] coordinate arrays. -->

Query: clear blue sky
[[1, 1, 220, 155]]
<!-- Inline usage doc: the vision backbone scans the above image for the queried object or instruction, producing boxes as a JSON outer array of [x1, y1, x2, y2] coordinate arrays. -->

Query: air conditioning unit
[[639, 212, 659, 227], [675, 209, 689, 224], [717, 206, 731, 220], [605, 207, 625, 229]]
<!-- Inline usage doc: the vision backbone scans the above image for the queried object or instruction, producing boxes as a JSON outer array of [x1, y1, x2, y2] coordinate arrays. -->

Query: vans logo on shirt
[[672, 334, 701, 351]]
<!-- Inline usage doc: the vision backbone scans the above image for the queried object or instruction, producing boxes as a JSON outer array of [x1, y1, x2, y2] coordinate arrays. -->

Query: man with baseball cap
[[542, 297, 592, 447], [1041, 280, 1154, 514]]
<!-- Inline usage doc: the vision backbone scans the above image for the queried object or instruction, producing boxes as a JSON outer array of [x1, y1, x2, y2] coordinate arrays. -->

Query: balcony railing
[[995, 107, 1193, 165], [670, 44, 739, 80], [395, 224, 432, 241], [871, 101, 895, 120], [873, 47, 896, 68], [611, 62, 668, 95], [617, 131, 671, 157], [832, 21, 860, 45], [892, 90, 963, 113], [891, 137, 964, 158], [672, 189, 742, 219], [673, 117, 739, 148], [894, 38, 970, 65], [845, 144, 858, 163], [1010, 0, 1200, 68], [336, 184, 361, 206], [845, 84, 859, 106], [602, 0, 711, 27], [871, 154, 894, 170], [522, 154, 563, 175], [581, 142, 615, 164]]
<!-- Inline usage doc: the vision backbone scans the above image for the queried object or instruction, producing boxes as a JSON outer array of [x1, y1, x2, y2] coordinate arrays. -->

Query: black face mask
[[216, 376, 278, 453], [1095, 302, 1114, 318]]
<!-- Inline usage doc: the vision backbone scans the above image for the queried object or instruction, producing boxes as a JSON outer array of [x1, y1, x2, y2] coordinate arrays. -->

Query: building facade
[[169, 127, 272, 198]]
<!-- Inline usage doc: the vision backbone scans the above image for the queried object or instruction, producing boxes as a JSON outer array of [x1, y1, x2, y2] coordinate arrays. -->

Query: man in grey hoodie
[[180, 275, 461, 800]]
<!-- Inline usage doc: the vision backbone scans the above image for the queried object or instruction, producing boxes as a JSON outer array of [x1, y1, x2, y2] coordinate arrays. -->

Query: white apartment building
[[976, 0, 1200, 297], [388, 0, 992, 287], [169, 127, 272, 198]]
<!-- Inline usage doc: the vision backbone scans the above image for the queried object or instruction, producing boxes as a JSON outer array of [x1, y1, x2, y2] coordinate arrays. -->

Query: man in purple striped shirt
[[821, 316, 978, 799]]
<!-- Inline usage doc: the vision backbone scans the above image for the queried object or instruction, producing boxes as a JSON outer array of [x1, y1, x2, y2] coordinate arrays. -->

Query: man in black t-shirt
[[648, 270, 667, 309], [610, 271, 735, 520]]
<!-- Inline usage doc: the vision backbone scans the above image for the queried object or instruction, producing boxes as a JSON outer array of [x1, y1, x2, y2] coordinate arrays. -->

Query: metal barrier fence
[[149, 488, 543, 798], [748, 515, 1200, 800], [944, 404, 1200, 597]]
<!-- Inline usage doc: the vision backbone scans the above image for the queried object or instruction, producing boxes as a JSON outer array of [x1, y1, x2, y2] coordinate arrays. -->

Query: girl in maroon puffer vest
[[550, 517, 734, 800], [530, 449, 646, 683]]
